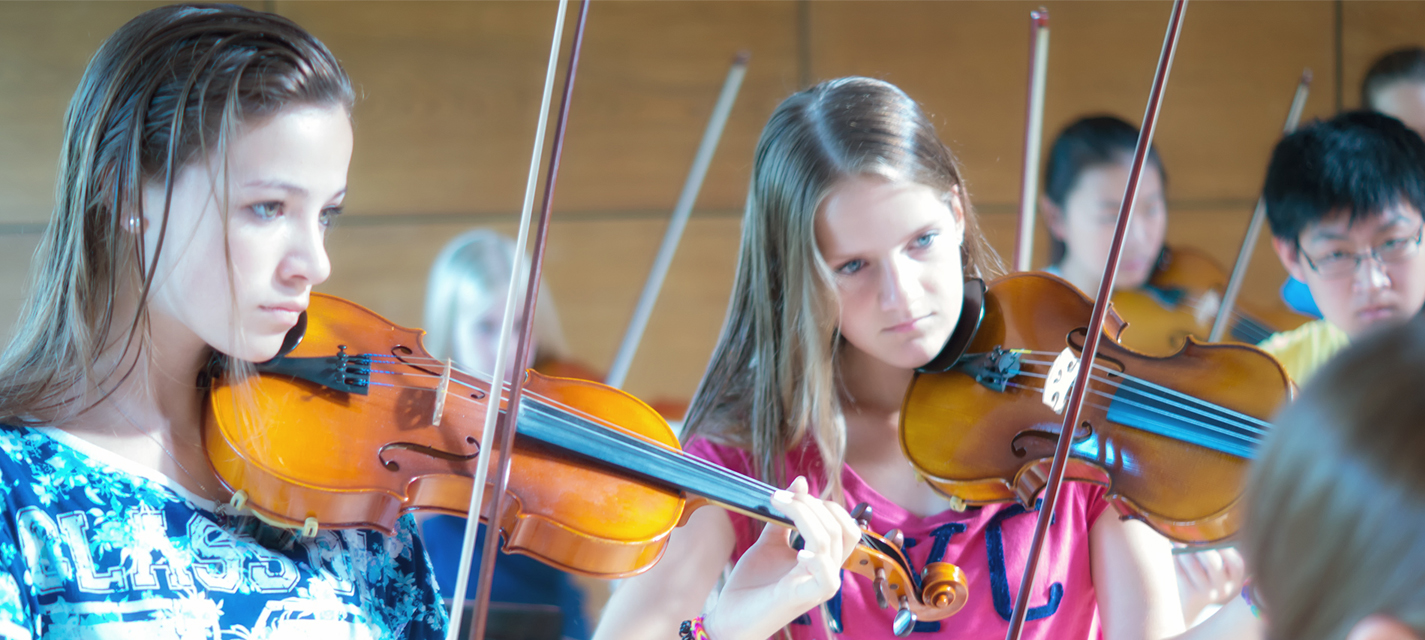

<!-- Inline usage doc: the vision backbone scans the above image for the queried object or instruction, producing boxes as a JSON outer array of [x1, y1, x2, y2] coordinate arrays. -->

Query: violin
[[204, 293, 969, 626], [1111, 244, 1311, 355], [900, 272, 1293, 544]]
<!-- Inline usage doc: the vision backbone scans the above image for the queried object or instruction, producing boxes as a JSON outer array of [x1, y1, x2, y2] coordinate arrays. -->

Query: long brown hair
[[1244, 317, 1425, 639], [0, 4, 353, 423], [682, 77, 1001, 500]]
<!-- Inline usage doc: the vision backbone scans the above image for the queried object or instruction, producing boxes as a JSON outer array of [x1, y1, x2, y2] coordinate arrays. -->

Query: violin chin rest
[[918, 278, 986, 374]]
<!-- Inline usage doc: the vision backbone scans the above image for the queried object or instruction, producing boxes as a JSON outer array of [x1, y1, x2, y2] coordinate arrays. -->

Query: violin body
[[205, 294, 686, 577], [206, 294, 969, 621], [1112, 245, 1310, 355], [901, 273, 1292, 544]]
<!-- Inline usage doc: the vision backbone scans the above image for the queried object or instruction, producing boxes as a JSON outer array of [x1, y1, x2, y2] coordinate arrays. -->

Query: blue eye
[[250, 202, 282, 220], [914, 231, 938, 248], [837, 259, 866, 275], [320, 205, 343, 227]]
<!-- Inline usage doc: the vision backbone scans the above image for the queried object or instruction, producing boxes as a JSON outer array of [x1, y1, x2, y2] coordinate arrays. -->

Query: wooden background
[[2, 0, 1422, 407]]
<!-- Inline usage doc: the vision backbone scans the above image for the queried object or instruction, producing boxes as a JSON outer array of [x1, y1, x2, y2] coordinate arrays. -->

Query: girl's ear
[[1041, 195, 1067, 241], [948, 185, 967, 244]]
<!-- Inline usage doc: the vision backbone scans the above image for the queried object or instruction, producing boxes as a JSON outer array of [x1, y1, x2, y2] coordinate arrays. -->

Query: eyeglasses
[[1301, 225, 1425, 279]]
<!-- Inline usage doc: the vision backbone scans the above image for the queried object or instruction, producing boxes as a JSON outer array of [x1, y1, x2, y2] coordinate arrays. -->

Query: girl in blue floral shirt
[[0, 5, 447, 638]]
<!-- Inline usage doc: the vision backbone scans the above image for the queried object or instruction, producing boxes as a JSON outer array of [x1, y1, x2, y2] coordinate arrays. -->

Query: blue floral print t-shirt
[[0, 426, 448, 639]]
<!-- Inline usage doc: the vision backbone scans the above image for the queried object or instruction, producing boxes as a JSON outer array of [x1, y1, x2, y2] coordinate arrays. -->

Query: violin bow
[[604, 51, 750, 389], [444, 1, 589, 638], [1003, 2, 1188, 639], [1207, 69, 1312, 342], [1013, 8, 1051, 273]]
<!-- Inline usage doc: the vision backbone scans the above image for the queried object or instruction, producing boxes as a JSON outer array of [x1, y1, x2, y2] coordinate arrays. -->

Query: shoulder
[[1258, 319, 1350, 383]]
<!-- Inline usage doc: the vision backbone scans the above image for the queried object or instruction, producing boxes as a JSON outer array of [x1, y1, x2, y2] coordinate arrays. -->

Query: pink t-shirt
[[684, 437, 1110, 640]]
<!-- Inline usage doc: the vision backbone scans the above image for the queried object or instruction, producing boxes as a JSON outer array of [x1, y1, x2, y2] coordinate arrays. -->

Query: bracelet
[[679, 616, 711, 640], [1241, 580, 1262, 619]]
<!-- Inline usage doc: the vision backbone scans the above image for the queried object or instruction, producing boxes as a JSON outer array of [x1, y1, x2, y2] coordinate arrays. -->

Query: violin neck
[[516, 399, 793, 527]]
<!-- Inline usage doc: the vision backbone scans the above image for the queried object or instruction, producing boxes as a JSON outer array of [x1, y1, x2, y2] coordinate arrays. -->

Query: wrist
[[681, 616, 713, 640]]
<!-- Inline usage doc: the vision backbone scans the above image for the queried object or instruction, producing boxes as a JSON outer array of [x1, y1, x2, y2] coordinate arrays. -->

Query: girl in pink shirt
[[594, 77, 1258, 640]]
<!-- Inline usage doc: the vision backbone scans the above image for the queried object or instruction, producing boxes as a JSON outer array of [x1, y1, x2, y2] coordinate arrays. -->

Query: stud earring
[[125, 216, 140, 232]]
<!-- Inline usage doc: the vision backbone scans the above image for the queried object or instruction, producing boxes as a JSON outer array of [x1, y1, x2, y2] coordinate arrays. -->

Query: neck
[[79, 287, 212, 433], [837, 343, 914, 427], [1057, 257, 1104, 299]]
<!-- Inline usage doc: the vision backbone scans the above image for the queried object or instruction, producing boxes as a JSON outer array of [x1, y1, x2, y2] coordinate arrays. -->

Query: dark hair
[[1245, 315, 1425, 639], [1362, 47, 1425, 110], [0, 3, 354, 421], [1262, 111, 1425, 247], [1043, 115, 1165, 264]]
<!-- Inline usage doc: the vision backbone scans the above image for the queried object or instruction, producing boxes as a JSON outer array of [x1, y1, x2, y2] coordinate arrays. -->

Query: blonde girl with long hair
[[0, 5, 445, 637], [594, 77, 1260, 640]]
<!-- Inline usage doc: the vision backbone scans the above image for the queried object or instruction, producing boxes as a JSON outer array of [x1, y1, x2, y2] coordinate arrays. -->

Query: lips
[[886, 313, 932, 333], [1356, 304, 1398, 323], [260, 301, 307, 325]]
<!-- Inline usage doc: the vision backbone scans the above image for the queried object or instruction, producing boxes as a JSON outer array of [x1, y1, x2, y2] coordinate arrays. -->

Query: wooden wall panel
[[285, 1, 798, 217], [316, 216, 741, 402]]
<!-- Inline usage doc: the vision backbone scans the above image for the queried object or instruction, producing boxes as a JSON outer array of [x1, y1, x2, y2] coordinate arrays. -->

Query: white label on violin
[[1042, 348, 1079, 415]]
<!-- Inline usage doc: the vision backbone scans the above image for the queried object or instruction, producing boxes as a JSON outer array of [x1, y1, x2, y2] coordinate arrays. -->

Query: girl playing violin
[[594, 77, 1257, 640], [1041, 115, 1249, 625], [0, 5, 445, 637], [1040, 115, 1300, 355], [1244, 316, 1425, 640], [1041, 115, 1169, 304]]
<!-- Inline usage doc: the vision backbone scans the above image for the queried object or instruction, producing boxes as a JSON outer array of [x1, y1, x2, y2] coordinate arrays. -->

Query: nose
[[879, 253, 924, 311], [279, 210, 332, 288], [1352, 254, 1392, 292]]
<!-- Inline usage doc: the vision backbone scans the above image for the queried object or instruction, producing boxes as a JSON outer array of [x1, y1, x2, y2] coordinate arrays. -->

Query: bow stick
[[1013, 8, 1051, 272], [1004, 2, 1188, 638], [605, 51, 750, 389], [468, 0, 590, 637], [1208, 69, 1312, 342], [443, 1, 587, 638]]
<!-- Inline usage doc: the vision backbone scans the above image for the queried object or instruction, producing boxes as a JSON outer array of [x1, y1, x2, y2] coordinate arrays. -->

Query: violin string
[[357, 349, 1269, 464], [1010, 351, 1273, 433], [349, 358, 850, 516], [1007, 371, 1263, 448], [1156, 291, 1276, 340], [1011, 358, 1270, 438]]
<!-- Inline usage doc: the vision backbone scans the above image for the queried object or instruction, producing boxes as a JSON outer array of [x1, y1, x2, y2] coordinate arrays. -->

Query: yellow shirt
[[1258, 319, 1351, 385]]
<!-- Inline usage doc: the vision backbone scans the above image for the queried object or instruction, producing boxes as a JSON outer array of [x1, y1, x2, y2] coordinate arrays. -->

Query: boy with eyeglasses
[[1260, 110, 1425, 383]]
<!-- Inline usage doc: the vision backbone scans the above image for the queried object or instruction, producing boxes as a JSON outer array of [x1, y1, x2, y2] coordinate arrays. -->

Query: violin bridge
[[432, 357, 452, 426], [1042, 348, 1080, 415]]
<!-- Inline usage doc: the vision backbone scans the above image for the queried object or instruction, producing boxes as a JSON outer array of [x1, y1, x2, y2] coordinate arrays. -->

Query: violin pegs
[[873, 568, 890, 610], [850, 502, 873, 529], [886, 528, 905, 550], [892, 596, 917, 637]]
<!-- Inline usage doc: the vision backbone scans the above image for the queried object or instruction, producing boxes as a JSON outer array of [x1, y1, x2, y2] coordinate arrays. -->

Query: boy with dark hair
[[1261, 110, 1425, 382]]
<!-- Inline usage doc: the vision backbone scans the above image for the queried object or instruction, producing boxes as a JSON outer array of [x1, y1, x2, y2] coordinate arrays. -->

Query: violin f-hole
[[378, 440, 482, 472]]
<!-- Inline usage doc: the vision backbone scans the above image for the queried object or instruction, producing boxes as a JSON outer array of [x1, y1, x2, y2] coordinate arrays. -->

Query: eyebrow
[[1309, 215, 1412, 240], [242, 179, 347, 200]]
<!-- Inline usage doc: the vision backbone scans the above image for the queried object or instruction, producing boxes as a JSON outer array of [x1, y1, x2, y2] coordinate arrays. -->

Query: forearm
[[1166, 599, 1263, 640]]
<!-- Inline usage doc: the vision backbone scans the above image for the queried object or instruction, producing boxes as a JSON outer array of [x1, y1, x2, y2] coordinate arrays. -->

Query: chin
[[893, 338, 949, 370], [216, 334, 289, 364]]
